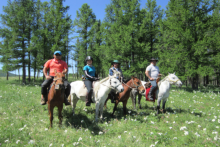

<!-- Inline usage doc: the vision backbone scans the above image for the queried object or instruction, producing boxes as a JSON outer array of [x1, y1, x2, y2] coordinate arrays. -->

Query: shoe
[[41, 97, 46, 105], [64, 96, 70, 105]]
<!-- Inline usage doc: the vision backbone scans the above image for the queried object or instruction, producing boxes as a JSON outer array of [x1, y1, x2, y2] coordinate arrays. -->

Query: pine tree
[[73, 3, 96, 75]]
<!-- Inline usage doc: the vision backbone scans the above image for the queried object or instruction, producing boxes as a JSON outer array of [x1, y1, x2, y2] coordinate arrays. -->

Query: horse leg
[[138, 93, 142, 109], [99, 102, 104, 120], [104, 94, 110, 109], [130, 91, 136, 110], [95, 102, 100, 122], [162, 99, 167, 113], [157, 96, 162, 115], [71, 93, 78, 116], [123, 100, 128, 115], [58, 105, 63, 126], [111, 100, 119, 117], [48, 104, 54, 128]]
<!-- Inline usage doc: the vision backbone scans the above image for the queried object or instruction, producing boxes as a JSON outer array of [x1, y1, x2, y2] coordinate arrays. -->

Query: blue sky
[[0, 0, 170, 75]]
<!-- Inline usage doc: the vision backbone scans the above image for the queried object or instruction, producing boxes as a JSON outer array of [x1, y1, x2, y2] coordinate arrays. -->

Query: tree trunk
[[206, 75, 209, 85], [6, 71, 9, 80], [192, 74, 198, 90], [22, 38, 26, 85]]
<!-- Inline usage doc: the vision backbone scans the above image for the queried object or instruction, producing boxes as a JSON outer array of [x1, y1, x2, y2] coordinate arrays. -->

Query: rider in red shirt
[[40, 51, 70, 105]]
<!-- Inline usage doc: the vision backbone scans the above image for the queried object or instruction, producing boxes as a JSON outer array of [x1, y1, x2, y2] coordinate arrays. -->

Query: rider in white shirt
[[145, 58, 161, 100]]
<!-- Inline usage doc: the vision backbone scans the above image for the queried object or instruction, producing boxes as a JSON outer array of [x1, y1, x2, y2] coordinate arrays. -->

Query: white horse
[[130, 73, 182, 114], [156, 73, 182, 114], [68, 75, 124, 122]]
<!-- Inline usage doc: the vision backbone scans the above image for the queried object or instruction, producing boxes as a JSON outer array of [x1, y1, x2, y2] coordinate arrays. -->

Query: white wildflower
[[118, 135, 121, 139], [133, 136, 136, 138], [180, 126, 187, 130], [85, 129, 88, 132], [151, 121, 155, 124], [198, 125, 201, 128], [45, 128, 48, 131], [73, 142, 79, 146], [81, 120, 84, 123], [49, 143, 52, 147], [216, 126, 219, 129], [61, 144, 64, 147], [212, 131, 218, 134], [184, 131, 189, 135], [158, 133, 162, 136], [173, 121, 175, 124], [64, 130, 67, 133], [195, 132, 200, 137], [173, 137, 177, 139], [16, 140, 20, 144], [28, 140, 35, 144], [150, 132, 154, 135], [19, 128, 24, 131], [212, 119, 216, 122], [150, 144, 155, 147], [128, 111, 131, 114], [203, 128, 206, 131], [5, 139, 9, 142], [96, 140, 100, 143], [169, 127, 172, 129], [99, 131, 103, 135], [78, 137, 82, 142], [218, 119, 220, 123], [124, 131, 127, 133]]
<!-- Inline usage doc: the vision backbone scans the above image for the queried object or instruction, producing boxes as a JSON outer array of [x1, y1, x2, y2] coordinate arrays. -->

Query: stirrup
[[86, 101, 91, 106]]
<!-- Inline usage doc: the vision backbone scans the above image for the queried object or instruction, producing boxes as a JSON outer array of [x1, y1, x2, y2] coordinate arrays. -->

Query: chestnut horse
[[47, 70, 65, 127], [104, 76, 145, 116]]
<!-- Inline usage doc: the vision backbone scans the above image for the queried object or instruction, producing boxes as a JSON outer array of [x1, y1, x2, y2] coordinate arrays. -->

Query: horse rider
[[145, 58, 161, 101], [109, 60, 124, 103], [40, 51, 70, 105], [83, 56, 99, 106]]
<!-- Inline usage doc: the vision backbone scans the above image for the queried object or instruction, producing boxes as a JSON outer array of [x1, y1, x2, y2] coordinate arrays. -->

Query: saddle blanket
[[145, 86, 157, 102]]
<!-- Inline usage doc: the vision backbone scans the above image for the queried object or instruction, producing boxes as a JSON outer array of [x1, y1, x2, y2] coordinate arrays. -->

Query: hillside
[[0, 70, 17, 77]]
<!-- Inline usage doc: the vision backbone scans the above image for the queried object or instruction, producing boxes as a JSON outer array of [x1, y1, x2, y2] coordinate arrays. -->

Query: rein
[[100, 78, 121, 91], [52, 78, 64, 89]]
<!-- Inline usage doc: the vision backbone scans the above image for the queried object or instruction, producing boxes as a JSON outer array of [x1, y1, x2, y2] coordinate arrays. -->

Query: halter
[[165, 76, 180, 84], [100, 77, 122, 91], [52, 78, 65, 89]]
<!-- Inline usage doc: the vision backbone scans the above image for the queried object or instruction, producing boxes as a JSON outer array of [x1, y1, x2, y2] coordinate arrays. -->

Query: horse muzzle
[[55, 84, 65, 90]]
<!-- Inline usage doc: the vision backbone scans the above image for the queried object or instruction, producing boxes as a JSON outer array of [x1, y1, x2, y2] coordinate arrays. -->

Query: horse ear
[[54, 69, 57, 74], [168, 72, 170, 75], [173, 72, 176, 75]]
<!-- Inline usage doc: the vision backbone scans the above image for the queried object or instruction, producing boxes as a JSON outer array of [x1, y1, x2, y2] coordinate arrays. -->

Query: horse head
[[53, 69, 65, 90], [167, 72, 182, 87], [109, 75, 124, 93], [130, 76, 145, 94]]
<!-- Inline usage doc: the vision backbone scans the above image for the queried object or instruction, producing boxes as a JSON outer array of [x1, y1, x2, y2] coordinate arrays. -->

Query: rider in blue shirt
[[109, 60, 124, 103], [83, 56, 99, 106]]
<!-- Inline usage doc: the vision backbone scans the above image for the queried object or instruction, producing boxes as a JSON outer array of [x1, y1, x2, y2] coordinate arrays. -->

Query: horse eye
[[114, 82, 117, 84], [137, 82, 140, 84]]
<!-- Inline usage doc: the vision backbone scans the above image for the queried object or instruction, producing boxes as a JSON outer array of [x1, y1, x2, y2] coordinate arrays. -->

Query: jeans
[[41, 77, 70, 97], [149, 80, 157, 97]]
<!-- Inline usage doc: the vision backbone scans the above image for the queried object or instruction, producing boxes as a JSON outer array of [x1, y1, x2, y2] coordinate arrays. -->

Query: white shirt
[[146, 63, 160, 79]]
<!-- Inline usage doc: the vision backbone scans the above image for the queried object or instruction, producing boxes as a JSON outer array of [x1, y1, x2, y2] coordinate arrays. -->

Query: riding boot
[[148, 89, 154, 101], [111, 93, 115, 103], [64, 95, 70, 106], [41, 94, 47, 105], [86, 92, 91, 106]]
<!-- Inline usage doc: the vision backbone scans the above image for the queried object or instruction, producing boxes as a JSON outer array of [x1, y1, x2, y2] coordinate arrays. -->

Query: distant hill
[[0, 70, 17, 77]]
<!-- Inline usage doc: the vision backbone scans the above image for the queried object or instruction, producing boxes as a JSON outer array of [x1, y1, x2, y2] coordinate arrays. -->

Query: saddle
[[145, 77, 161, 102]]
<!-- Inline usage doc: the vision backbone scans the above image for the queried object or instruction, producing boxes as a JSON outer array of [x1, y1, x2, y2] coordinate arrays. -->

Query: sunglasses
[[55, 54, 61, 56]]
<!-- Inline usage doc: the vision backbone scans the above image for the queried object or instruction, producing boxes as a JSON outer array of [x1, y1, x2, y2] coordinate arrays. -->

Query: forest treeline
[[0, 0, 220, 89]]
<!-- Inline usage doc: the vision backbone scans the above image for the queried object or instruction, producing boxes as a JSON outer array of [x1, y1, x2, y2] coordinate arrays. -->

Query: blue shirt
[[83, 65, 96, 79], [109, 67, 123, 79]]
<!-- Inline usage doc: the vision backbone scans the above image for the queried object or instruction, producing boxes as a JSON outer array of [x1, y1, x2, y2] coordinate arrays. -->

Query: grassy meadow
[[0, 77, 220, 147]]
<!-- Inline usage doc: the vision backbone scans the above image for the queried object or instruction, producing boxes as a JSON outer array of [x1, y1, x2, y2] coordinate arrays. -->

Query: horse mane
[[158, 76, 168, 87], [124, 78, 131, 83], [94, 76, 110, 98]]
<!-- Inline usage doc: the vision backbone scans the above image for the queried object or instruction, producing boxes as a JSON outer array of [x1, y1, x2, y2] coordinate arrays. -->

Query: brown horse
[[47, 70, 65, 128], [105, 76, 145, 116]]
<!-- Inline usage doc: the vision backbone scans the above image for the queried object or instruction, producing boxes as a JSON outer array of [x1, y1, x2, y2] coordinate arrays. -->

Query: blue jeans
[[149, 80, 157, 98]]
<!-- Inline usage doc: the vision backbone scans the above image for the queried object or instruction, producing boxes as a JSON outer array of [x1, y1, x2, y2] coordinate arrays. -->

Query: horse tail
[[68, 94, 71, 103]]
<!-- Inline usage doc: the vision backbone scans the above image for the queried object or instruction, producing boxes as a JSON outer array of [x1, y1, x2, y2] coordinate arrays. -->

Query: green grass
[[0, 77, 220, 147]]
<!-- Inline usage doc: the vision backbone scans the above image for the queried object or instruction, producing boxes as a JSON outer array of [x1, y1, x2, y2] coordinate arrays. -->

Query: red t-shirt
[[44, 59, 68, 76]]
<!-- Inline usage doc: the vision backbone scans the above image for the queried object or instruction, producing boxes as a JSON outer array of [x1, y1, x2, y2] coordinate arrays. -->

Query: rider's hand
[[94, 77, 99, 81], [46, 75, 51, 79], [149, 77, 154, 81]]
